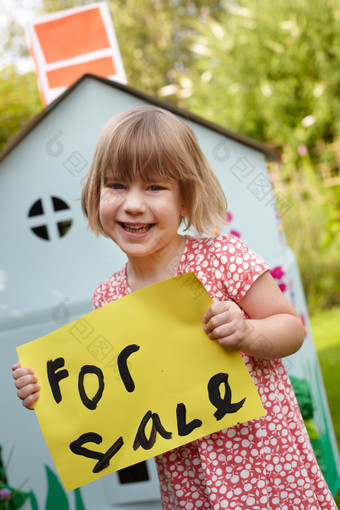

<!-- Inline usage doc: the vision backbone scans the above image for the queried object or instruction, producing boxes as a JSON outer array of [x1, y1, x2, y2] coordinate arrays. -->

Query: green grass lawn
[[310, 307, 340, 506]]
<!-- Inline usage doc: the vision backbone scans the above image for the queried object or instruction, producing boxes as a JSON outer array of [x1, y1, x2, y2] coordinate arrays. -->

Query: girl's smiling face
[[99, 178, 187, 262]]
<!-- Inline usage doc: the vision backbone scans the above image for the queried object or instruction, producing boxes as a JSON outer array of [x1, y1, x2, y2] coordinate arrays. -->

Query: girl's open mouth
[[120, 223, 153, 233]]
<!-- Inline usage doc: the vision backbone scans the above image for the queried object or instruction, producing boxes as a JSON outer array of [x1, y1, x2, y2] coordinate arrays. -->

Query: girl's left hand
[[203, 301, 250, 351]]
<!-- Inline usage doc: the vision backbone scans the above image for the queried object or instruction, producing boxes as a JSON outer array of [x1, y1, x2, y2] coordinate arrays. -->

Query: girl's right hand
[[12, 361, 40, 410]]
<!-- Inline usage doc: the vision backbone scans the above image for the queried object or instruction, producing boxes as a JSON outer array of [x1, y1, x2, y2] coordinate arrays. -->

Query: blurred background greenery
[[1, 0, 339, 503]]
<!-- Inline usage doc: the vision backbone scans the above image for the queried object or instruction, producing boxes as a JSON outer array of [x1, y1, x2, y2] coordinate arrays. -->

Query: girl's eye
[[108, 183, 126, 190], [148, 184, 165, 191]]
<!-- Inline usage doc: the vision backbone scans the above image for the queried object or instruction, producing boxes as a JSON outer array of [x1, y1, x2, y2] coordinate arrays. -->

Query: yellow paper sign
[[17, 273, 265, 492]]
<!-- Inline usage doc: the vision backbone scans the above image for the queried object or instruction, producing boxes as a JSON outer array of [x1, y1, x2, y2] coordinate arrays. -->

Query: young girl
[[13, 106, 337, 509]]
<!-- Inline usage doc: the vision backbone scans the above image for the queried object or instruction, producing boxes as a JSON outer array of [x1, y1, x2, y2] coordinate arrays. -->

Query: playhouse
[[0, 74, 339, 509]]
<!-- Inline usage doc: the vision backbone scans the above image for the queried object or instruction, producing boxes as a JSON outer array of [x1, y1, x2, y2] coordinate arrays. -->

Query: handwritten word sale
[[47, 343, 246, 475]]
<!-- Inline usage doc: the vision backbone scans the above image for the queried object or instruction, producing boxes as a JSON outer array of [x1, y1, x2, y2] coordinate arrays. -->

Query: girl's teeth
[[123, 223, 150, 232]]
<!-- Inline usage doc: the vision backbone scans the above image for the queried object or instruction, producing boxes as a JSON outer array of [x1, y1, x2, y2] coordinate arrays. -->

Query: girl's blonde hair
[[81, 105, 226, 236]]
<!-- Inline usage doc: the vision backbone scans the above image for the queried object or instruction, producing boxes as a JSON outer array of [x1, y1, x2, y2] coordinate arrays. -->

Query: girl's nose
[[123, 188, 146, 214]]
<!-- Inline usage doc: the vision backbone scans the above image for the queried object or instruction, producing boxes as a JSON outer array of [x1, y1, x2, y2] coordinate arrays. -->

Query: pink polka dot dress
[[93, 235, 337, 510]]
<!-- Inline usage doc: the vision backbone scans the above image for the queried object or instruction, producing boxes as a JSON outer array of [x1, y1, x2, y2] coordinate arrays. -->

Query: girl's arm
[[203, 271, 305, 359], [12, 361, 40, 410]]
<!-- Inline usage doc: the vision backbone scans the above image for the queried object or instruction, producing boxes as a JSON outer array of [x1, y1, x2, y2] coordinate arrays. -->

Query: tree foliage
[[0, 67, 41, 151], [168, 0, 340, 153]]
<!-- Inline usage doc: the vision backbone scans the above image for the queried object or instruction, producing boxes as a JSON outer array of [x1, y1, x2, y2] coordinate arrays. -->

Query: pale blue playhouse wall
[[0, 76, 339, 510]]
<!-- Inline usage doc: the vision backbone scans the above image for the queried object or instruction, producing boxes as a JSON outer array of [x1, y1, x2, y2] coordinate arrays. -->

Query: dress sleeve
[[92, 266, 129, 309], [211, 235, 270, 303], [93, 282, 109, 309]]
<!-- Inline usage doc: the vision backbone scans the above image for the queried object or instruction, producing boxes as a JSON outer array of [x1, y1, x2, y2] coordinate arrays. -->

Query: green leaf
[[28, 491, 39, 510], [45, 466, 68, 510], [74, 489, 86, 510]]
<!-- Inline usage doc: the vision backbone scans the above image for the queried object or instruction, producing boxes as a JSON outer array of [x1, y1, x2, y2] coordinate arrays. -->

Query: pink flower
[[298, 145, 308, 156], [230, 229, 241, 238], [0, 488, 12, 500], [278, 283, 287, 292], [270, 266, 285, 280], [226, 211, 233, 223]]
